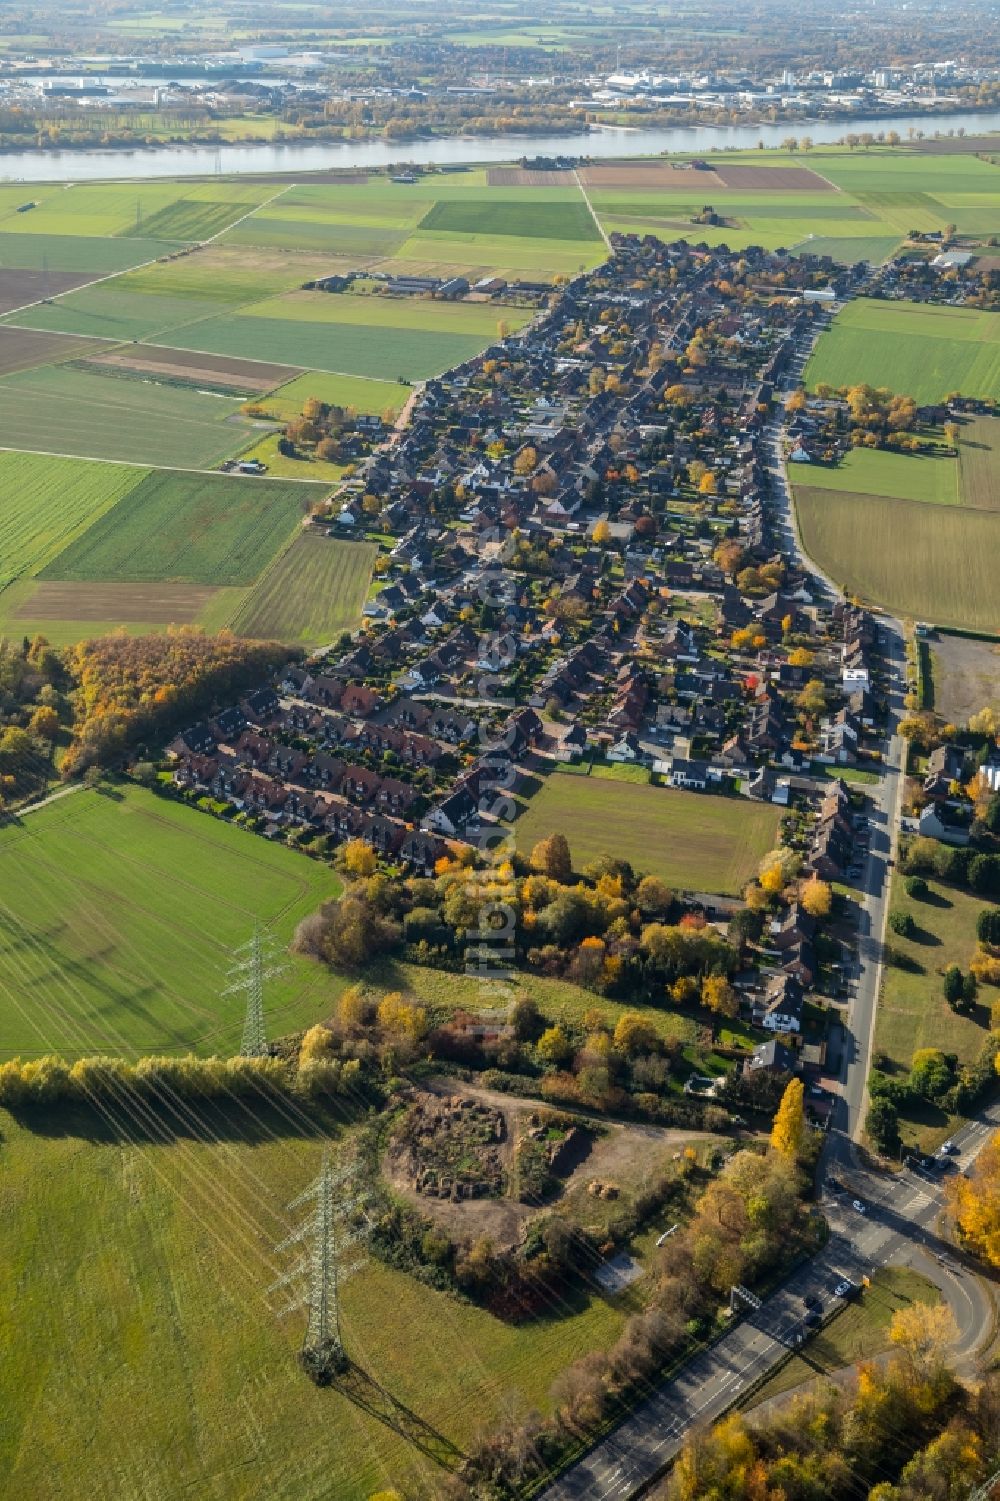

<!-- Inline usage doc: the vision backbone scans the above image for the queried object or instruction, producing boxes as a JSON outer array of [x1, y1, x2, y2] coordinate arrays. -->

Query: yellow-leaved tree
[[770, 1078, 805, 1161], [950, 1130, 1000, 1268]]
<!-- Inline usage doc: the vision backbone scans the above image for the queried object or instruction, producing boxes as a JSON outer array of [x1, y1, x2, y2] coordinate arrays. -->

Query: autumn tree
[[888, 1300, 958, 1376], [770, 1077, 806, 1160], [530, 833, 572, 883], [613, 1012, 659, 1056], [592, 518, 612, 545], [951, 1130, 1000, 1267], [701, 975, 738, 1018], [339, 838, 378, 878], [537, 1024, 573, 1065], [377, 991, 427, 1042], [800, 877, 832, 918], [299, 1024, 334, 1065]]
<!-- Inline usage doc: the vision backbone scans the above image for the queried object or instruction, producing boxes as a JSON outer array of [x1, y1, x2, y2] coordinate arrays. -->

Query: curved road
[[540, 321, 997, 1501]]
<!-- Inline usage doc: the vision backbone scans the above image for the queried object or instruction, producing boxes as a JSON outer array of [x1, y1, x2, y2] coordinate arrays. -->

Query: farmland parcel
[[794, 487, 1000, 632], [803, 300, 1000, 405], [0, 366, 258, 467], [40, 470, 325, 587], [229, 531, 377, 645], [0, 786, 337, 1059]]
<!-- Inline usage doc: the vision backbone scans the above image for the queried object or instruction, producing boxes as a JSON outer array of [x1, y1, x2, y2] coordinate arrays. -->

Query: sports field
[[229, 531, 377, 644], [40, 470, 321, 587], [0, 786, 338, 1058], [795, 486, 1000, 632], [0, 366, 257, 466], [804, 300, 1000, 404], [793, 446, 959, 505], [516, 774, 780, 895]]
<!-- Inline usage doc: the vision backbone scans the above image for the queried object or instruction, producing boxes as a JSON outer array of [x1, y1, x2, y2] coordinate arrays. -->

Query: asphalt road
[[540, 327, 997, 1501]]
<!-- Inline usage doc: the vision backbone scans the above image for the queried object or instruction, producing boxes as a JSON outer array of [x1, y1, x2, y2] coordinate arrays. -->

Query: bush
[[905, 875, 929, 900], [889, 910, 916, 939]]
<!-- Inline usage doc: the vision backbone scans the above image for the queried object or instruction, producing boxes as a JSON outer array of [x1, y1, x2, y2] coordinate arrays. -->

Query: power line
[[222, 923, 288, 1058], [270, 1152, 369, 1384]]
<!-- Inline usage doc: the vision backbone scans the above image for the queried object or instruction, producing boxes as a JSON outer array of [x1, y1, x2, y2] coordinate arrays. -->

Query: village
[[166, 234, 880, 876]]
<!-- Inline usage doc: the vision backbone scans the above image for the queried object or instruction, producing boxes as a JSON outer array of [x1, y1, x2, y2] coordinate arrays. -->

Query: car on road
[[803, 1292, 821, 1309], [852, 1199, 866, 1214], [834, 1280, 857, 1298], [827, 1177, 843, 1193], [939, 1139, 958, 1155], [805, 1310, 822, 1328]]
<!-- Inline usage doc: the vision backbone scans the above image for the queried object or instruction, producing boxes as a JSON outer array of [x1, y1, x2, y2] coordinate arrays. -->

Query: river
[[1, 107, 999, 182]]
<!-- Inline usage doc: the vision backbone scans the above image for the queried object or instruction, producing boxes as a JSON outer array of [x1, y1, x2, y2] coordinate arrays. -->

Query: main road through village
[[540, 325, 999, 1501]]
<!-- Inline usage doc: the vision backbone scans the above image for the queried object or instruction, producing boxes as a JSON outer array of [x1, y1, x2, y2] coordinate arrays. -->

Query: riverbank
[[3, 108, 1000, 182]]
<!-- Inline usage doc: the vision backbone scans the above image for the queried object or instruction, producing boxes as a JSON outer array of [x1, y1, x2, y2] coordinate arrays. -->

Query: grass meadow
[[516, 773, 781, 895], [793, 447, 959, 505], [0, 1109, 627, 1501], [0, 786, 339, 1059], [874, 873, 994, 1152], [262, 370, 410, 420], [40, 470, 322, 587]]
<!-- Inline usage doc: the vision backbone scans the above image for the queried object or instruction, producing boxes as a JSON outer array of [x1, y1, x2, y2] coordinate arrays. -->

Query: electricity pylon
[[222, 923, 288, 1058], [269, 1153, 370, 1383]]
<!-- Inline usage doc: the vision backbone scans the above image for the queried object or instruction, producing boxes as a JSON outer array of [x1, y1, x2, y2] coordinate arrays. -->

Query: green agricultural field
[[156, 313, 491, 381], [40, 469, 322, 587], [516, 774, 781, 895], [229, 531, 377, 644], [0, 231, 172, 274], [122, 197, 261, 242], [0, 366, 257, 467], [0, 1111, 625, 1501], [793, 447, 959, 505], [5, 286, 225, 342], [391, 232, 605, 278], [794, 486, 1000, 632], [789, 235, 901, 264], [0, 786, 338, 1058], [262, 370, 410, 420], [239, 289, 532, 337], [804, 299, 1000, 404], [116, 246, 338, 305], [0, 182, 187, 238], [957, 415, 1000, 510], [223, 215, 409, 257], [419, 198, 601, 242], [874, 872, 993, 1152], [0, 450, 147, 590]]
